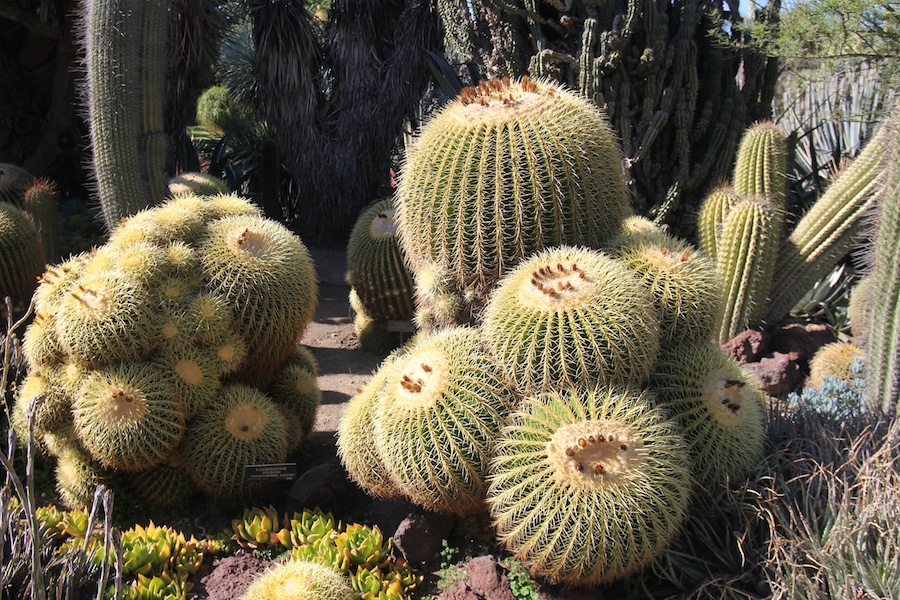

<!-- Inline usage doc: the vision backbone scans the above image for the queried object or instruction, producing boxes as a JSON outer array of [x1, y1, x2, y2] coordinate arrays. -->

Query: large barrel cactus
[[16, 193, 319, 506], [396, 76, 632, 326]]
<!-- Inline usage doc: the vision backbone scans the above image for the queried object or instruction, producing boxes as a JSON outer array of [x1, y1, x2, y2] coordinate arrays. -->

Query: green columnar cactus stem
[[241, 560, 358, 600], [486, 385, 691, 587], [716, 195, 783, 343], [611, 232, 723, 345], [73, 363, 186, 472], [696, 184, 740, 260], [82, 0, 170, 230], [733, 121, 789, 208], [396, 76, 631, 325], [22, 179, 60, 263], [198, 214, 317, 386], [865, 109, 900, 418], [849, 273, 874, 346], [372, 327, 517, 515], [648, 341, 767, 492], [337, 355, 408, 502], [766, 121, 889, 323], [181, 384, 289, 498], [482, 246, 661, 394], [0, 163, 34, 205], [347, 198, 415, 321], [0, 201, 45, 304], [808, 341, 865, 388]]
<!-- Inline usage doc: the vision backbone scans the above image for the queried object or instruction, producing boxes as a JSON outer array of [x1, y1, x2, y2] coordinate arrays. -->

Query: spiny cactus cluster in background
[[14, 193, 320, 506], [337, 78, 768, 588], [395, 76, 631, 329], [346, 197, 415, 353], [231, 506, 423, 600]]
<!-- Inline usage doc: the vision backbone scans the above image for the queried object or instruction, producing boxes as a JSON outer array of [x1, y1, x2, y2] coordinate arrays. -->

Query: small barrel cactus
[[241, 560, 357, 600], [0, 201, 45, 305], [648, 341, 767, 492], [808, 341, 865, 388], [482, 245, 660, 394], [372, 326, 517, 515], [22, 178, 61, 263], [167, 172, 230, 197], [486, 385, 691, 587], [0, 162, 35, 205], [396, 75, 632, 325]]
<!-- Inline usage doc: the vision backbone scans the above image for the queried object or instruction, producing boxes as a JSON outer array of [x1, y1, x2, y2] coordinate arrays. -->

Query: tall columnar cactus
[[765, 119, 889, 323], [371, 326, 517, 515], [396, 76, 632, 326], [0, 201, 45, 305], [486, 385, 691, 587], [22, 179, 61, 263], [733, 121, 789, 208], [81, 0, 170, 230], [864, 108, 900, 418], [696, 184, 741, 260], [482, 246, 660, 395], [848, 273, 875, 346], [716, 195, 784, 343]]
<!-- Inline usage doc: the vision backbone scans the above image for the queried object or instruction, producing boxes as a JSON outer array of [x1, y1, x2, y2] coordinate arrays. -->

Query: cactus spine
[[696, 184, 740, 260], [396, 76, 631, 325], [81, 0, 170, 230], [765, 120, 889, 322], [22, 179, 60, 263], [716, 195, 783, 343], [486, 385, 691, 587], [732, 121, 789, 208], [0, 201, 45, 305], [482, 246, 660, 394], [865, 108, 900, 418], [241, 560, 357, 600], [808, 341, 865, 389]]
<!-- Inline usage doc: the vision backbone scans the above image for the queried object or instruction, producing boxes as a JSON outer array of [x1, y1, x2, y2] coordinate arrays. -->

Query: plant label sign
[[245, 463, 297, 482]]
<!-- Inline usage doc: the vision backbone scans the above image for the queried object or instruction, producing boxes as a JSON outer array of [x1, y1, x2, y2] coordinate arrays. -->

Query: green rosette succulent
[[486, 385, 691, 587]]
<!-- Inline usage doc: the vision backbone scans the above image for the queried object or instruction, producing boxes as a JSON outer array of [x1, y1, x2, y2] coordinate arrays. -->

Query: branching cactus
[[733, 121, 789, 209], [864, 108, 900, 418], [396, 76, 631, 326], [765, 118, 889, 322], [716, 195, 784, 343]]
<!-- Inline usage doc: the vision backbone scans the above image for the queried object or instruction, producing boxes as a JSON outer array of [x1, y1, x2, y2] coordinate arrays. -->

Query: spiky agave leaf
[[487, 385, 691, 587]]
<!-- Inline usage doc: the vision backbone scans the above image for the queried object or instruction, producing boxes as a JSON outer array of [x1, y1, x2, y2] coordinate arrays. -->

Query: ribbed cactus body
[[0, 201, 45, 303], [22, 179, 60, 263], [0, 163, 34, 205], [486, 386, 691, 587], [22, 311, 64, 372], [733, 121, 789, 208], [55, 272, 159, 367], [82, 0, 169, 230], [12, 373, 72, 452], [808, 341, 865, 388], [696, 184, 740, 260], [198, 214, 317, 386], [55, 446, 119, 510], [182, 384, 289, 498], [397, 76, 631, 324], [716, 195, 783, 342], [126, 463, 196, 510], [72, 363, 186, 472], [482, 246, 660, 394], [337, 354, 408, 502], [766, 122, 889, 322], [154, 345, 222, 417], [648, 341, 767, 491], [267, 363, 321, 452], [865, 109, 900, 417], [240, 560, 357, 600], [168, 172, 230, 197], [372, 327, 516, 515], [349, 289, 405, 354], [611, 233, 723, 345], [849, 274, 874, 346], [347, 198, 415, 321], [33, 253, 90, 314]]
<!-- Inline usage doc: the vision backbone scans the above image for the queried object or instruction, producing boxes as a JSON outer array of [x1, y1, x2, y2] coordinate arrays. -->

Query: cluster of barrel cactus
[[14, 192, 320, 506], [338, 76, 768, 587]]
